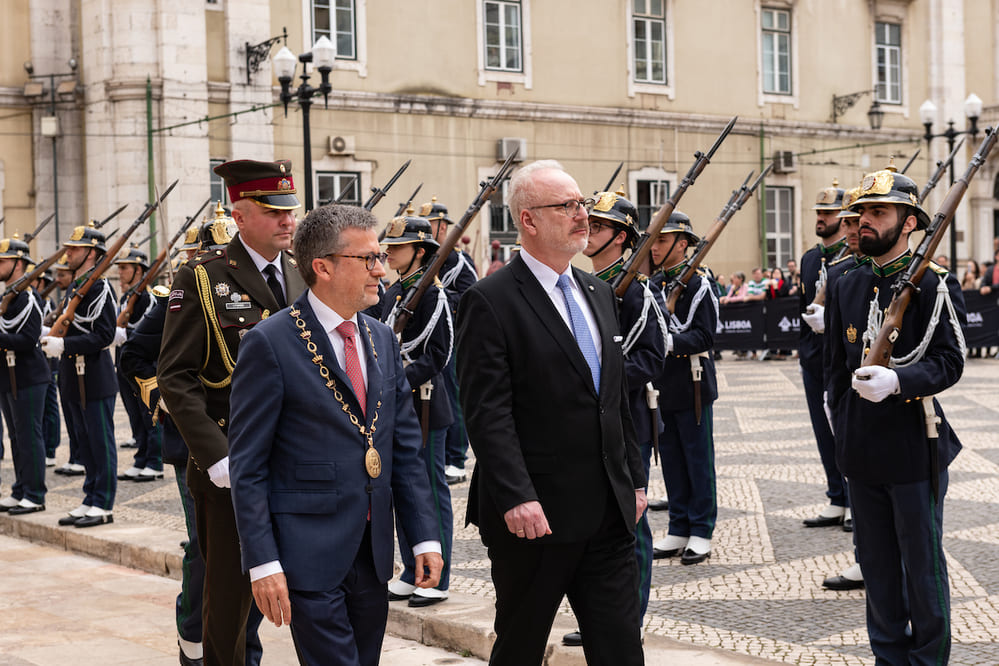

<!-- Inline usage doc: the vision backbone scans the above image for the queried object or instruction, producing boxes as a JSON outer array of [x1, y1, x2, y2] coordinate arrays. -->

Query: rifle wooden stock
[[0, 247, 66, 316], [50, 180, 178, 338], [613, 116, 737, 298], [863, 128, 996, 368], [392, 149, 519, 335], [664, 163, 772, 314]]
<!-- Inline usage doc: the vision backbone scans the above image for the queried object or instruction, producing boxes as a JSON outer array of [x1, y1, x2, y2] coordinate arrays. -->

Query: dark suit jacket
[[456, 254, 644, 548], [228, 293, 438, 592], [158, 234, 306, 472]]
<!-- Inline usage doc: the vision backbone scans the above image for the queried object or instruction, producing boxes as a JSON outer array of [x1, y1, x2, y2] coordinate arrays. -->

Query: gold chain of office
[[289, 307, 382, 478]]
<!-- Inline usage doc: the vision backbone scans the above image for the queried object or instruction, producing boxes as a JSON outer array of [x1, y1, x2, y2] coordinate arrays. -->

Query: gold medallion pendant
[[365, 447, 382, 478]]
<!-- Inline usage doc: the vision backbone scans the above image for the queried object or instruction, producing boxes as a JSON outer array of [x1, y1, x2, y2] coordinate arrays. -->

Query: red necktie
[[335, 321, 366, 417]]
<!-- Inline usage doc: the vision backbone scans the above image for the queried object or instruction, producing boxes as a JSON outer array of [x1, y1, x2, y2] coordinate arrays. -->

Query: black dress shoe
[[62, 467, 85, 477], [652, 547, 682, 560], [117, 473, 139, 481], [8, 504, 45, 515], [58, 514, 82, 526], [803, 514, 844, 528], [822, 575, 865, 591], [842, 518, 853, 532], [0, 505, 14, 513], [647, 498, 669, 512], [75, 513, 114, 528], [179, 648, 204, 666], [562, 630, 582, 646], [408, 593, 447, 608], [680, 548, 711, 565]]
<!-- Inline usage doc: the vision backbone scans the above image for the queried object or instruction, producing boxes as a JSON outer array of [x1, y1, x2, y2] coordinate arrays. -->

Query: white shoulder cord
[[0, 293, 42, 335], [863, 279, 967, 368], [668, 275, 718, 336], [389, 286, 454, 366], [622, 280, 668, 357], [440, 252, 473, 289], [70, 280, 114, 333]]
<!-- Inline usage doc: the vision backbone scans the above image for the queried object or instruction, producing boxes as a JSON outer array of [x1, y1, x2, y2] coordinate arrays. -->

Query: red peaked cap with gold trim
[[212, 159, 301, 210]]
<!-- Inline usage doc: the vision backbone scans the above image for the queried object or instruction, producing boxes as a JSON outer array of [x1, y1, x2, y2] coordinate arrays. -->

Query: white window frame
[[875, 22, 902, 104], [626, 0, 675, 99], [209, 159, 229, 206], [476, 0, 533, 89], [312, 154, 373, 207], [755, 2, 799, 108], [628, 166, 677, 230], [764, 185, 795, 269], [303, 0, 368, 78], [316, 170, 362, 207], [870, 7, 910, 119]]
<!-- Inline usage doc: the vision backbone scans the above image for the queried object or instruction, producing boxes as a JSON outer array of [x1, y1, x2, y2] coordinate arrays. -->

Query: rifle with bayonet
[[900, 148, 920, 175], [612, 116, 738, 298], [0, 247, 66, 317], [363, 160, 411, 211], [23, 213, 56, 243], [94, 204, 129, 229], [377, 183, 425, 242], [601, 162, 624, 193], [49, 180, 178, 341], [116, 202, 203, 327], [334, 176, 359, 205], [390, 148, 519, 335], [918, 137, 965, 203]]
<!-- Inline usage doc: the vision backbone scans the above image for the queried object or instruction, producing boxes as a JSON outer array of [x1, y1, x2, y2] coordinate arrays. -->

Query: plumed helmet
[[813, 179, 846, 211], [588, 188, 640, 249], [849, 160, 931, 229], [419, 197, 452, 224], [382, 207, 440, 252], [64, 222, 107, 253], [115, 244, 150, 269], [657, 210, 700, 245], [0, 235, 33, 263]]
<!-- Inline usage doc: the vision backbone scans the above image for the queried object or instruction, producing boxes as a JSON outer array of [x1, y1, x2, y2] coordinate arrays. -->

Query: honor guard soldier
[[828, 164, 966, 663], [381, 210, 455, 608], [0, 238, 51, 515], [559, 189, 666, 646], [158, 160, 305, 666], [799, 180, 851, 529], [29, 267, 61, 467], [49, 254, 85, 477], [649, 212, 719, 565], [113, 245, 162, 482], [41, 224, 119, 527], [421, 197, 478, 484]]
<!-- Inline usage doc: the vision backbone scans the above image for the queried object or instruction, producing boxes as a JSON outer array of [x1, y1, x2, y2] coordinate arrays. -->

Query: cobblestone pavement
[[3, 354, 997, 665]]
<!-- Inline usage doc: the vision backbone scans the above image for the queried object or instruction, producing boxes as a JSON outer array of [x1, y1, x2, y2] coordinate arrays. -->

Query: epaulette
[[928, 261, 949, 276], [694, 266, 709, 277], [636, 274, 648, 283], [188, 247, 227, 267], [151, 285, 170, 298], [829, 254, 853, 267]]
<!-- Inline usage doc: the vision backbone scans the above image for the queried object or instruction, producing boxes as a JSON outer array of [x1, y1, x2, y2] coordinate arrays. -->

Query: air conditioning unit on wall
[[497, 137, 527, 162], [328, 135, 356, 156], [772, 150, 796, 174]]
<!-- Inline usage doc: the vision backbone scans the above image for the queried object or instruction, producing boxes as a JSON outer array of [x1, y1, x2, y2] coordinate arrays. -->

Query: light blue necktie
[[556, 274, 601, 392]]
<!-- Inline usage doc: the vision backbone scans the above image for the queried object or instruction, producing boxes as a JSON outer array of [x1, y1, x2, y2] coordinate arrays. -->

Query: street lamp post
[[919, 93, 982, 266], [273, 37, 336, 212]]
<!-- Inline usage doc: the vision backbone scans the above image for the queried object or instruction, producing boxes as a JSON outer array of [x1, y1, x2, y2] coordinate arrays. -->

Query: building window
[[764, 185, 794, 268], [489, 181, 517, 237], [209, 159, 229, 206], [313, 0, 356, 60], [635, 179, 670, 231], [484, 1, 522, 72], [875, 22, 901, 104], [633, 0, 666, 85], [761, 7, 791, 95], [317, 171, 361, 206]]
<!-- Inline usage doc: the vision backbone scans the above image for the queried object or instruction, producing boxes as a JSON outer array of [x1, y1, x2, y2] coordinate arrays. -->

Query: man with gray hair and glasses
[[456, 160, 646, 665]]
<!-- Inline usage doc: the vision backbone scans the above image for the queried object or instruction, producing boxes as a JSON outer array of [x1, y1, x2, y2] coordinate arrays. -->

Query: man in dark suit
[[159, 159, 306, 666], [456, 160, 646, 665], [228, 204, 442, 665]]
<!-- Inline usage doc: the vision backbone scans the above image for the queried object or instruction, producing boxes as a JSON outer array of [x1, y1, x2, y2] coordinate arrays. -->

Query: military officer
[[649, 212, 719, 565], [158, 159, 305, 666], [0, 237, 51, 515], [421, 197, 478, 485], [561, 189, 666, 646], [799, 180, 851, 529], [381, 211, 455, 608], [828, 164, 965, 663], [41, 224, 119, 527], [113, 245, 162, 482]]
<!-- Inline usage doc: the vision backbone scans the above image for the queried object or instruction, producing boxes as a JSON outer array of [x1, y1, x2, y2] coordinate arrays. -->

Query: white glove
[[40, 326, 51, 338], [40, 336, 64, 359], [208, 456, 231, 488], [111, 326, 127, 348], [802, 304, 825, 333], [665, 333, 674, 354], [852, 365, 900, 403]]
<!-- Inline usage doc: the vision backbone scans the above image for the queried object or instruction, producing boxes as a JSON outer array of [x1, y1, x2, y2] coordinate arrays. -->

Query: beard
[[859, 217, 905, 258], [816, 218, 842, 239]]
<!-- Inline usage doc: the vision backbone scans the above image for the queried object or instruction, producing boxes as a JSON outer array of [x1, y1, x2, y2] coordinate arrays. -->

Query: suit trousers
[[396, 427, 452, 591], [802, 365, 847, 507], [1, 384, 47, 504], [174, 463, 204, 646], [117, 374, 162, 471], [442, 360, 469, 469], [486, 498, 643, 666], [661, 405, 717, 539], [64, 395, 116, 510], [42, 370, 60, 458], [187, 459, 264, 666], [636, 439, 654, 624], [289, 524, 387, 666], [849, 472, 951, 666]]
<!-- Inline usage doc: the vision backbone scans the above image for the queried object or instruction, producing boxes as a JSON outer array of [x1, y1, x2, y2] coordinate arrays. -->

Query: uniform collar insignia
[[821, 237, 847, 256], [400, 268, 424, 290], [665, 262, 685, 280], [872, 251, 911, 278], [594, 257, 624, 283], [855, 255, 871, 267]]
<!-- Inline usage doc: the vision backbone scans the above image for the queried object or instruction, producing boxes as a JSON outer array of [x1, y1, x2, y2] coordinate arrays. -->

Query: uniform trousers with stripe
[[64, 395, 117, 510], [1, 384, 48, 504]]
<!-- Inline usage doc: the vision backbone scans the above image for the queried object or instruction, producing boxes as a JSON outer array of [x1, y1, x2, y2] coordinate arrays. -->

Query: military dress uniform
[[0, 238, 52, 515], [828, 167, 965, 664], [381, 212, 455, 607], [158, 160, 304, 666], [651, 213, 719, 565], [113, 246, 162, 482], [799, 181, 849, 524], [420, 198, 478, 481], [49, 253, 86, 477], [33, 272, 62, 464]]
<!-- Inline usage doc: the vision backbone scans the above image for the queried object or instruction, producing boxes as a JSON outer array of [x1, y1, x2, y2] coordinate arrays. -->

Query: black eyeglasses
[[529, 198, 595, 217], [325, 252, 387, 270]]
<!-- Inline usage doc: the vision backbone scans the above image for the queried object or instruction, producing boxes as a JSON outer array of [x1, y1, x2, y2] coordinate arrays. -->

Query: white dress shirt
[[242, 239, 286, 296]]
